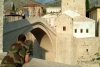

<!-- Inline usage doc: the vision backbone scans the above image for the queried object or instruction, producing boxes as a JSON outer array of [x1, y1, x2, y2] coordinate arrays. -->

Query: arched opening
[[27, 28, 54, 61]]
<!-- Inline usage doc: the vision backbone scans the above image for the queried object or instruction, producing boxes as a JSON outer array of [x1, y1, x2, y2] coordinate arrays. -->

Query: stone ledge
[[0, 52, 7, 60], [23, 58, 79, 67]]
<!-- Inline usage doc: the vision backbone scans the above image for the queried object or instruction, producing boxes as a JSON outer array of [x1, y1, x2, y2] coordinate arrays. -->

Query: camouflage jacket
[[1, 41, 30, 65]]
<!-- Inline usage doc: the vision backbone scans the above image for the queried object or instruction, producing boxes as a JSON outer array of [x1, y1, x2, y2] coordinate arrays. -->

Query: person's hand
[[25, 54, 29, 63]]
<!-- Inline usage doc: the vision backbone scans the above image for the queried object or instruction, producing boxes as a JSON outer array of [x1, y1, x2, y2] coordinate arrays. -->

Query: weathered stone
[[23, 58, 79, 67], [62, 0, 86, 16], [0, 52, 7, 64], [0, 0, 4, 53]]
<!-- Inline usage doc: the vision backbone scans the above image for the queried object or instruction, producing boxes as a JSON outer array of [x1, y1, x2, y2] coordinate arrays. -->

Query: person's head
[[18, 34, 26, 42]]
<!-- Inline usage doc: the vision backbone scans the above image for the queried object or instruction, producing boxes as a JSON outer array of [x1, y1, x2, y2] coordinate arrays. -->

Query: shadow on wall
[[3, 17, 44, 52], [27, 39, 48, 61]]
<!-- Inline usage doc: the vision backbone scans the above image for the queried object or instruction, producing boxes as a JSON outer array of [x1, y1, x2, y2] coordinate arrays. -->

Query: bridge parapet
[[23, 58, 79, 67], [4, 16, 56, 31], [4, 16, 56, 35]]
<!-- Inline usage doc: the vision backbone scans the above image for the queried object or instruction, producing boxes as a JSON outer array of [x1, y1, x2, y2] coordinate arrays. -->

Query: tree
[[86, 0, 90, 17], [12, 3, 15, 11], [11, 3, 19, 13], [86, 0, 90, 11]]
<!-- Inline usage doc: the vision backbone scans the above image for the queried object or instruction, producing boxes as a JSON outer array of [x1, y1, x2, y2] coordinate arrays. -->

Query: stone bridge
[[0, 16, 79, 67], [3, 16, 57, 61]]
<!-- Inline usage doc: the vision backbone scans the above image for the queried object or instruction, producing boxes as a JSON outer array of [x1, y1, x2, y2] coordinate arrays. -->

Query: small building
[[42, 14, 57, 26], [23, 4, 43, 17], [46, 7, 61, 14], [88, 5, 100, 23], [73, 16, 95, 38], [62, 10, 96, 38], [87, 4, 100, 37]]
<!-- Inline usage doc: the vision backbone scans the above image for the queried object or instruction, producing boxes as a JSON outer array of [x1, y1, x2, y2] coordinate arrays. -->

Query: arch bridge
[[3, 16, 57, 61]]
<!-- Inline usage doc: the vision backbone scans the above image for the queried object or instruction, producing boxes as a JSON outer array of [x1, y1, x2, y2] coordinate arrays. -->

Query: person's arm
[[25, 54, 29, 63]]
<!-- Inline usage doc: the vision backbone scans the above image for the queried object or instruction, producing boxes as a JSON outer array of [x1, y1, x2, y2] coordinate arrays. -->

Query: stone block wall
[[55, 14, 76, 65], [23, 58, 79, 67], [75, 37, 100, 62], [0, 0, 4, 53], [62, 0, 86, 16]]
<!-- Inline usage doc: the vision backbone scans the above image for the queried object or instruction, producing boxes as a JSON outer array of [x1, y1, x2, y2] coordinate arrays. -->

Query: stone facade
[[75, 37, 100, 61], [73, 16, 95, 38], [62, 0, 86, 16], [55, 14, 76, 65], [41, 14, 57, 26], [24, 6, 43, 17]]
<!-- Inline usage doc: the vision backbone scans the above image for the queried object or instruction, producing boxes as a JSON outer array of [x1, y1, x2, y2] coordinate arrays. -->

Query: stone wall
[[62, 0, 86, 16], [75, 37, 100, 62], [23, 58, 79, 67], [0, 0, 4, 53], [55, 14, 76, 65]]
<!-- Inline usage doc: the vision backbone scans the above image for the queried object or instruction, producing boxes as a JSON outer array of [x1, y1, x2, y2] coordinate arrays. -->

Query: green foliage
[[43, 9, 46, 14], [12, 3, 15, 11], [11, 3, 19, 13], [86, 0, 90, 11]]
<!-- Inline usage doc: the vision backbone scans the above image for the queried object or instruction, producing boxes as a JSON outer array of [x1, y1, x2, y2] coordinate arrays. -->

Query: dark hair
[[18, 34, 26, 42]]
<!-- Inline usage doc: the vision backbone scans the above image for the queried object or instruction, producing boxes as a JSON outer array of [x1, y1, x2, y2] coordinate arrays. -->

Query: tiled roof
[[6, 9, 11, 13], [24, 4, 40, 7], [73, 16, 94, 22]]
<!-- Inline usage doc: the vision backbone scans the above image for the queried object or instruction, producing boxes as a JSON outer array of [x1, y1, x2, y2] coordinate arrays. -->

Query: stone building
[[24, 4, 43, 17], [88, 0, 100, 37], [62, 10, 95, 38], [41, 14, 57, 26], [73, 16, 95, 38], [55, 0, 100, 66], [46, 7, 61, 13]]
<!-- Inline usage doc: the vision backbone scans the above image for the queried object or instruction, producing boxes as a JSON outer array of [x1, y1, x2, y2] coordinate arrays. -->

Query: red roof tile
[[24, 4, 40, 7]]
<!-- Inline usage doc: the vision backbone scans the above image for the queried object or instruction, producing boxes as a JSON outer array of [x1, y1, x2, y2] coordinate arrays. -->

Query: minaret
[[61, 0, 86, 16], [0, 0, 4, 53]]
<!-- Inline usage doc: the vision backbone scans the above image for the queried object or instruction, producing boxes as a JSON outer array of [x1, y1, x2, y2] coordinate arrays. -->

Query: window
[[86, 49, 88, 52], [86, 29, 88, 33], [80, 29, 83, 33], [63, 26, 66, 31], [75, 29, 77, 33]]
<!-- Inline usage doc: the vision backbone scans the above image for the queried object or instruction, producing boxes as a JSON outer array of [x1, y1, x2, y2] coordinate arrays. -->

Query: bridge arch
[[23, 22, 56, 61]]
